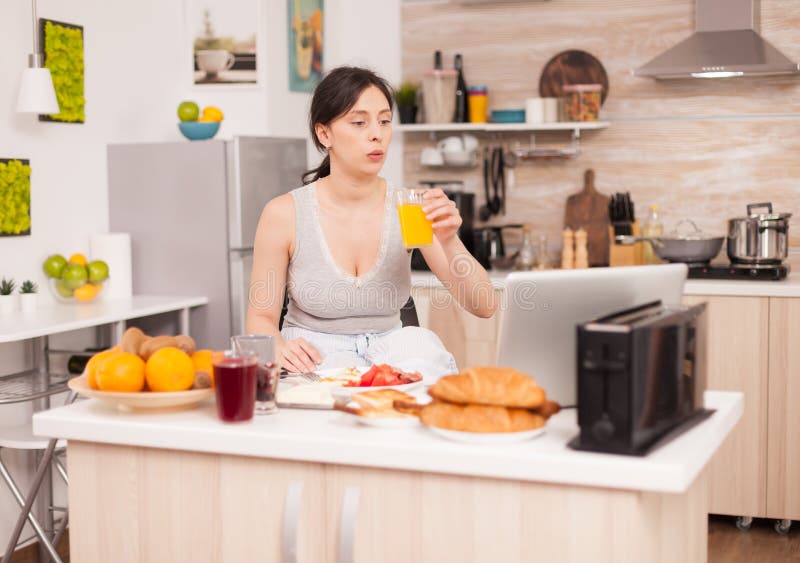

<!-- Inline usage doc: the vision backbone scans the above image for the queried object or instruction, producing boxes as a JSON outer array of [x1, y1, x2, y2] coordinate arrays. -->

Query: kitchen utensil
[[539, 50, 610, 105], [727, 202, 792, 265], [616, 219, 724, 264], [564, 169, 611, 266], [479, 149, 493, 221], [490, 146, 504, 215]]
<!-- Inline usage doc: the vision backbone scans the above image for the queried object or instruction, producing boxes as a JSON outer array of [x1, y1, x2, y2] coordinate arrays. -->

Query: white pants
[[280, 325, 458, 383]]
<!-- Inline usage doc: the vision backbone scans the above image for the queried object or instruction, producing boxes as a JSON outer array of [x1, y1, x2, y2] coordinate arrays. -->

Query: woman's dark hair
[[302, 66, 394, 185]]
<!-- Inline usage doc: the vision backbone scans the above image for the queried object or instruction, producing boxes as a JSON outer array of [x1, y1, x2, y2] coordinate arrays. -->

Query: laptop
[[496, 264, 688, 406]]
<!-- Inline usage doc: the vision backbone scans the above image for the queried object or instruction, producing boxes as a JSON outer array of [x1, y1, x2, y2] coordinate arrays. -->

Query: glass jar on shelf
[[515, 224, 535, 271]]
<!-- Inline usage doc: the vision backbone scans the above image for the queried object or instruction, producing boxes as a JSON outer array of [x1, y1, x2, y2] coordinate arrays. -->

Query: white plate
[[340, 405, 420, 429], [426, 426, 546, 444]]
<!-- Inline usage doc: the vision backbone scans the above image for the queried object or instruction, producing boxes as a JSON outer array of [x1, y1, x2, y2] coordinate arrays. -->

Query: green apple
[[55, 279, 74, 298], [87, 260, 109, 283], [177, 101, 200, 122], [61, 263, 89, 290], [42, 254, 67, 279]]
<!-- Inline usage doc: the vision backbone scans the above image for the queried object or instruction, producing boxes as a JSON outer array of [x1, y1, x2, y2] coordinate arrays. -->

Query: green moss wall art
[[39, 19, 85, 123], [0, 159, 32, 237]]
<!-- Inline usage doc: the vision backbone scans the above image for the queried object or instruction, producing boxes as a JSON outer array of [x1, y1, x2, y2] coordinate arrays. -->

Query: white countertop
[[411, 270, 800, 298], [0, 295, 208, 343], [33, 390, 741, 494]]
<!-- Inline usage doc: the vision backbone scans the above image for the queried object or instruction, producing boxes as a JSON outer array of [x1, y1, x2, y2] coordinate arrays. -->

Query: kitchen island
[[33, 390, 741, 562]]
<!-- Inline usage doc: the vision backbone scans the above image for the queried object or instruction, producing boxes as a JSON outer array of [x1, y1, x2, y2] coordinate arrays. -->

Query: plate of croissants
[[336, 366, 559, 442]]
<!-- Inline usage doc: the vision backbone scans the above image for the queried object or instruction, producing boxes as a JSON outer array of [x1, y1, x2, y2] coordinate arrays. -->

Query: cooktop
[[687, 263, 790, 281]]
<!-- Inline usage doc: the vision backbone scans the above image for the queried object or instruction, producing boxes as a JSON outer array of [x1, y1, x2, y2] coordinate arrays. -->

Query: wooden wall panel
[[400, 0, 800, 252]]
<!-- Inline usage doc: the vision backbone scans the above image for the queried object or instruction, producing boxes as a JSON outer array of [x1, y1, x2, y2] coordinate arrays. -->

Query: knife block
[[608, 221, 643, 267]]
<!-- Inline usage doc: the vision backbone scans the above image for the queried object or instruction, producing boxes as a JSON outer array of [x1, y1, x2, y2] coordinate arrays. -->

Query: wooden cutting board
[[563, 169, 611, 266]]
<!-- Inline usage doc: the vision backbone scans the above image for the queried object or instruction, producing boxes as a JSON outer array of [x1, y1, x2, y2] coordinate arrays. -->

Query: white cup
[[437, 136, 465, 154], [525, 98, 545, 124], [543, 98, 560, 122], [420, 147, 444, 166], [196, 50, 235, 74]]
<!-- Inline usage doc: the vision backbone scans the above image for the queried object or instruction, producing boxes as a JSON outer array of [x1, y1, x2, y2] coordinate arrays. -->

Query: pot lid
[[735, 202, 793, 221]]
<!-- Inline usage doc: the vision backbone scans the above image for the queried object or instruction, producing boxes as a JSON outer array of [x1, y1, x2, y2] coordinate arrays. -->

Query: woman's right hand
[[276, 337, 322, 373]]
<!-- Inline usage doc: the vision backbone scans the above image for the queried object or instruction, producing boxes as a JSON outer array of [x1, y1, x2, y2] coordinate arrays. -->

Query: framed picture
[[188, 0, 259, 86], [39, 19, 85, 123], [0, 159, 32, 237], [288, 0, 323, 92]]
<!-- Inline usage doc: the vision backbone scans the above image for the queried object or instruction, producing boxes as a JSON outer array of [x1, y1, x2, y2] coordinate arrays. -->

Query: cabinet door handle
[[281, 481, 304, 563], [338, 485, 361, 563]]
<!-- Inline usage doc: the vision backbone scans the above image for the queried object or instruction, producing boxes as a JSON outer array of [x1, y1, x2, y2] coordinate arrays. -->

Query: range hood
[[635, 0, 800, 79]]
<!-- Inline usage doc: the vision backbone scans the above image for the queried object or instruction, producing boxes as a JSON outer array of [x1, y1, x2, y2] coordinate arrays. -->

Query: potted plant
[[0, 278, 17, 315], [394, 81, 419, 124], [19, 280, 38, 313]]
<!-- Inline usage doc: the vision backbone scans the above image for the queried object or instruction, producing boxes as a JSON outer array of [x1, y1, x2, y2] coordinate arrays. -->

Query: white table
[[0, 295, 207, 563]]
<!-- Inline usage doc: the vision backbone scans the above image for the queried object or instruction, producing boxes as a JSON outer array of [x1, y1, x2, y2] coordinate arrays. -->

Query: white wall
[[0, 0, 400, 550]]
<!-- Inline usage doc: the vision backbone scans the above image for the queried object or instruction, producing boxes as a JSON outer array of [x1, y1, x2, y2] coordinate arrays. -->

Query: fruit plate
[[425, 426, 546, 444], [68, 376, 214, 412]]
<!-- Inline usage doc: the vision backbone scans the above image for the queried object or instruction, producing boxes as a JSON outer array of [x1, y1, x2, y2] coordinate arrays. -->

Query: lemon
[[200, 106, 224, 122]]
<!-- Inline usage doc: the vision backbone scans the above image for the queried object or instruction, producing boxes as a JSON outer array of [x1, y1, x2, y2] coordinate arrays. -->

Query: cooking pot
[[616, 219, 724, 264], [727, 202, 792, 265]]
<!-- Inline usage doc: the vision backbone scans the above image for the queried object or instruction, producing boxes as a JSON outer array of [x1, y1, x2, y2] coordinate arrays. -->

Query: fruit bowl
[[49, 278, 104, 304], [178, 121, 220, 141]]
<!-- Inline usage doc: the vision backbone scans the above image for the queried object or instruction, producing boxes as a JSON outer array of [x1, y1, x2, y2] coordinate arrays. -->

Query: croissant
[[420, 402, 545, 433], [428, 367, 545, 409]]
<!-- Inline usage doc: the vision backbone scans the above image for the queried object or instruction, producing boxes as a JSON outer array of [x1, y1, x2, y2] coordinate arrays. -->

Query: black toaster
[[569, 301, 713, 456]]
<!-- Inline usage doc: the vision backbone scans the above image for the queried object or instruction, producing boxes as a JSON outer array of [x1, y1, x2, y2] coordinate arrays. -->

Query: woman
[[246, 66, 496, 378]]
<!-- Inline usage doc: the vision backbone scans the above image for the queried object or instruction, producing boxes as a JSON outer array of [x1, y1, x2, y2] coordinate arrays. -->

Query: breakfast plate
[[425, 426, 546, 444], [339, 404, 421, 429], [68, 376, 214, 412], [280, 366, 425, 406]]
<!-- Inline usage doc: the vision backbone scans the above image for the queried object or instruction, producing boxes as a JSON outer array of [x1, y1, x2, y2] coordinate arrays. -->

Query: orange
[[73, 282, 102, 302], [68, 253, 88, 266], [146, 347, 195, 392], [97, 352, 145, 392], [191, 349, 222, 386], [84, 348, 120, 389]]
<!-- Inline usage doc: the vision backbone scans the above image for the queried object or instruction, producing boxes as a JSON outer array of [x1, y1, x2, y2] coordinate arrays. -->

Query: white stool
[[0, 421, 68, 563]]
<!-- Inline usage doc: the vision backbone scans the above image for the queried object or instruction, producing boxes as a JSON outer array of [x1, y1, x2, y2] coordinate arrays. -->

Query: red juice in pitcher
[[214, 356, 257, 422]]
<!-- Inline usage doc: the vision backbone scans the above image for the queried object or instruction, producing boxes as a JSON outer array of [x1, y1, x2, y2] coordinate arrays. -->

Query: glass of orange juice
[[396, 188, 434, 248]]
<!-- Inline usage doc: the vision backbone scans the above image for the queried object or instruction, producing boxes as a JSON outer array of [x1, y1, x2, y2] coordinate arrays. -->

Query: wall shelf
[[395, 121, 610, 135]]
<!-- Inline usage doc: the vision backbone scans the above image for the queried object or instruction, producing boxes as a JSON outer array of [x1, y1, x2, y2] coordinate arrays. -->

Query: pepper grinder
[[574, 228, 589, 269], [561, 228, 575, 269]]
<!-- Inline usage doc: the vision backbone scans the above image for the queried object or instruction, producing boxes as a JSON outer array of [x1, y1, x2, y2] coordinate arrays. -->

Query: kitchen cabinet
[[766, 298, 800, 521], [682, 295, 769, 518], [67, 443, 326, 563], [410, 287, 504, 369]]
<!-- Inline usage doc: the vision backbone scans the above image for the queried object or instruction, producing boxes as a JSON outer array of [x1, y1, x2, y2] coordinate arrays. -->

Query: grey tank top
[[283, 182, 412, 335]]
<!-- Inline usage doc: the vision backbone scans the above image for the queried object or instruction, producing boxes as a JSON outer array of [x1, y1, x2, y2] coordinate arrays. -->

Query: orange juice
[[397, 203, 433, 248]]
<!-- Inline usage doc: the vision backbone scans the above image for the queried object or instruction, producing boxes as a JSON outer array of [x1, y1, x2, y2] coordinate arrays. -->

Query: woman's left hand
[[422, 188, 462, 244]]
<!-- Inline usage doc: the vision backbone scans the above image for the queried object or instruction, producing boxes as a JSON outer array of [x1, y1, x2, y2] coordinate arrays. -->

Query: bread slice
[[350, 389, 415, 411], [428, 366, 545, 408]]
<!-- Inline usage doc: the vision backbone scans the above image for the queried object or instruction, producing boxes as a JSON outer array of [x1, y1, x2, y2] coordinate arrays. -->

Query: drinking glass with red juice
[[213, 354, 257, 422]]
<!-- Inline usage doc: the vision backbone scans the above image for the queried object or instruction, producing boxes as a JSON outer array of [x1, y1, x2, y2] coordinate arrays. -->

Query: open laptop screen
[[496, 264, 688, 406]]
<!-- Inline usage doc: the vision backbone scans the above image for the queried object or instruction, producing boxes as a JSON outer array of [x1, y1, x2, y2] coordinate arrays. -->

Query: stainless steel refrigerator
[[108, 136, 307, 349]]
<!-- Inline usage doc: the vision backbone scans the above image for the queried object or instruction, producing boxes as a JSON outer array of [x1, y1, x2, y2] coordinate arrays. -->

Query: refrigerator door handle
[[229, 248, 254, 338]]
